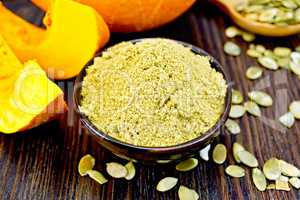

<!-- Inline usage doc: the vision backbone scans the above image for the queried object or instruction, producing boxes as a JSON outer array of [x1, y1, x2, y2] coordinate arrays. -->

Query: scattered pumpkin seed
[[279, 112, 295, 128], [78, 154, 96, 176], [225, 165, 245, 178], [229, 105, 246, 118], [248, 91, 273, 107], [224, 42, 241, 56], [258, 56, 279, 70], [289, 177, 300, 189], [273, 47, 292, 57], [252, 168, 267, 191], [242, 32, 256, 42], [225, 26, 240, 38], [244, 101, 261, 117], [237, 150, 259, 167], [275, 180, 290, 191], [212, 144, 227, 164], [231, 89, 244, 104], [156, 177, 178, 192], [289, 101, 300, 119], [246, 66, 263, 80], [278, 175, 289, 182], [199, 144, 211, 161], [176, 158, 199, 172], [291, 52, 300, 63], [290, 61, 300, 75], [279, 160, 300, 177], [267, 183, 276, 190], [87, 170, 108, 184], [263, 158, 281, 180], [247, 49, 262, 58], [256, 45, 266, 53], [277, 57, 290, 69], [225, 119, 241, 134], [233, 143, 245, 163], [106, 162, 128, 178], [124, 162, 136, 180], [178, 185, 199, 200]]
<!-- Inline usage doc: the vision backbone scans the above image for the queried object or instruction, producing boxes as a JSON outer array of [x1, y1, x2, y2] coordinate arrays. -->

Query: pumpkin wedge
[[0, 0, 110, 80], [0, 35, 66, 134]]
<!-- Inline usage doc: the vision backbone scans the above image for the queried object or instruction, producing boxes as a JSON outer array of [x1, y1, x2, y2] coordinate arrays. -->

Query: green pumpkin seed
[[279, 160, 300, 177], [233, 143, 245, 163], [252, 168, 267, 191], [178, 186, 199, 200], [231, 89, 244, 104], [291, 52, 300, 63], [267, 183, 276, 190], [258, 8, 279, 23], [225, 119, 241, 134], [273, 47, 292, 57], [263, 158, 281, 180], [248, 91, 273, 107], [87, 170, 108, 184], [225, 165, 245, 178], [258, 56, 279, 70], [78, 154, 96, 176], [244, 101, 261, 117], [277, 57, 290, 69], [289, 101, 300, 119], [199, 144, 211, 161], [278, 175, 289, 182], [106, 162, 128, 178], [237, 150, 259, 167], [256, 45, 266, 53], [246, 66, 263, 80], [176, 158, 199, 172], [224, 42, 241, 56], [247, 49, 262, 58], [156, 177, 178, 192], [225, 26, 241, 38], [124, 162, 136, 180], [229, 105, 246, 118], [275, 180, 290, 191], [289, 177, 300, 189], [242, 32, 256, 42], [279, 112, 295, 128], [212, 144, 227, 164]]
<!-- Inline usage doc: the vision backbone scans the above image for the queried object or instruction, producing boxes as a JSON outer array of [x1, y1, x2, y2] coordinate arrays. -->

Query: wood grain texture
[[0, 0, 300, 199]]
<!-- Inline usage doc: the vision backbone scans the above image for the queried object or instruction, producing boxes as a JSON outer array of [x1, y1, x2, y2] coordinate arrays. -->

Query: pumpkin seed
[[224, 42, 241, 56], [176, 158, 199, 172], [242, 32, 256, 42], [237, 150, 259, 167], [279, 112, 295, 128], [244, 101, 261, 117], [247, 49, 262, 58], [275, 180, 290, 191], [278, 175, 289, 182], [256, 45, 266, 53], [178, 186, 199, 200], [225, 165, 245, 178], [231, 89, 243, 104], [258, 56, 279, 70], [277, 57, 290, 69], [267, 183, 276, 190], [225, 119, 241, 134], [248, 91, 273, 107], [106, 162, 128, 178], [246, 66, 263, 80], [273, 47, 292, 57], [156, 177, 178, 192], [291, 52, 300, 63], [263, 158, 281, 180], [252, 168, 267, 191], [78, 154, 96, 176], [289, 101, 300, 119], [225, 26, 241, 38], [279, 160, 300, 177], [212, 144, 227, 164], [124, 162, 136, 180], [229, 105, 246, 118], [233, 143, 245, 163], [289, 177, 300, 189], [199, 144, 211, 161], [87, 170, 108, 184], [290, 61, 300, 75]]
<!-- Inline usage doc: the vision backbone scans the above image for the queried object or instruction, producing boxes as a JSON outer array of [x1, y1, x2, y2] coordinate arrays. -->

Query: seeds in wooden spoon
[[273, 47, 291, 57], [279, 112, 295, 128], [199, 144, 211, 161], [289, 177, 300, 189], [225, 119, 241, 135], [212, 144, 227, 164], [78, 154, 96, 176], [178, 185, 199, 200], [244, 101, 261, 117], [106, 162, 128, 178], [248, 91, 273, 107], [225, 26, 240, 38], [231, 89, 243, 104], [225, 165, 245, 178], [289, 101, 300, 119], [279, 160, 300, 177], [224, 42, 241, 56], [124, 161, 136, 180], [258, 56, 278, 70], [263, 158, 281, 180], [156, 177, 178, 192], [229, 105, 246, 119], [275, 180, 290, 191], [87, 170, 108, 184], [237, 150, 259, 168], [176, 158, 199, 172], [233, 142, 245, 163]]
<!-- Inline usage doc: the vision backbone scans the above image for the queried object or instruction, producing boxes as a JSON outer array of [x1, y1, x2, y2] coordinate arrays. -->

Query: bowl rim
[[73, 38, 232, 154]]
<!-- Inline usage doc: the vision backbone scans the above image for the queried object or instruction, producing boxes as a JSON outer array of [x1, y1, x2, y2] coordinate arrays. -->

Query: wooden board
[[0, 0, 299, 199]]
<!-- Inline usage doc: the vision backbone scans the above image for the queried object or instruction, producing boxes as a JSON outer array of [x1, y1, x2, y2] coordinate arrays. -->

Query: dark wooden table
[[1, 0, 300, 199]]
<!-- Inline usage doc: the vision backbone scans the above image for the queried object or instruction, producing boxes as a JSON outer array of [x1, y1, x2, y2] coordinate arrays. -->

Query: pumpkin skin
[[31, 0, 196, 32], [0, 0, 110, 80]]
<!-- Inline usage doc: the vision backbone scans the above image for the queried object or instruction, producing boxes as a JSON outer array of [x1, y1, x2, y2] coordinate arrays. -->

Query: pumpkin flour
[[80, 39, 227, 147]]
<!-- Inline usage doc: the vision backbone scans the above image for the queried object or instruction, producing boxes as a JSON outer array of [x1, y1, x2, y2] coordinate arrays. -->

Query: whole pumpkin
[[32, 0, 196, 32]]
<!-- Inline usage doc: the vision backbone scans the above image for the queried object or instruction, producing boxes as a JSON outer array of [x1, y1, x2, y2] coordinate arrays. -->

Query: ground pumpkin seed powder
[[80, 39, 227, 147]]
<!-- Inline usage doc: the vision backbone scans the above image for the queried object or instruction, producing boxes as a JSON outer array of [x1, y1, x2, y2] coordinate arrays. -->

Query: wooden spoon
[[212, 0, 300, 37]]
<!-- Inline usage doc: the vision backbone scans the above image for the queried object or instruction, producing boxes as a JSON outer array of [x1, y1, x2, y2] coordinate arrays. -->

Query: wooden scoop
[[212, 0, 300, 37]]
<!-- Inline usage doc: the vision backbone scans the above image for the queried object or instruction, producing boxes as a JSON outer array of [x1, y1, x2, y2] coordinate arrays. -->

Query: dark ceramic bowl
[[73, 38, 232, 164]]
